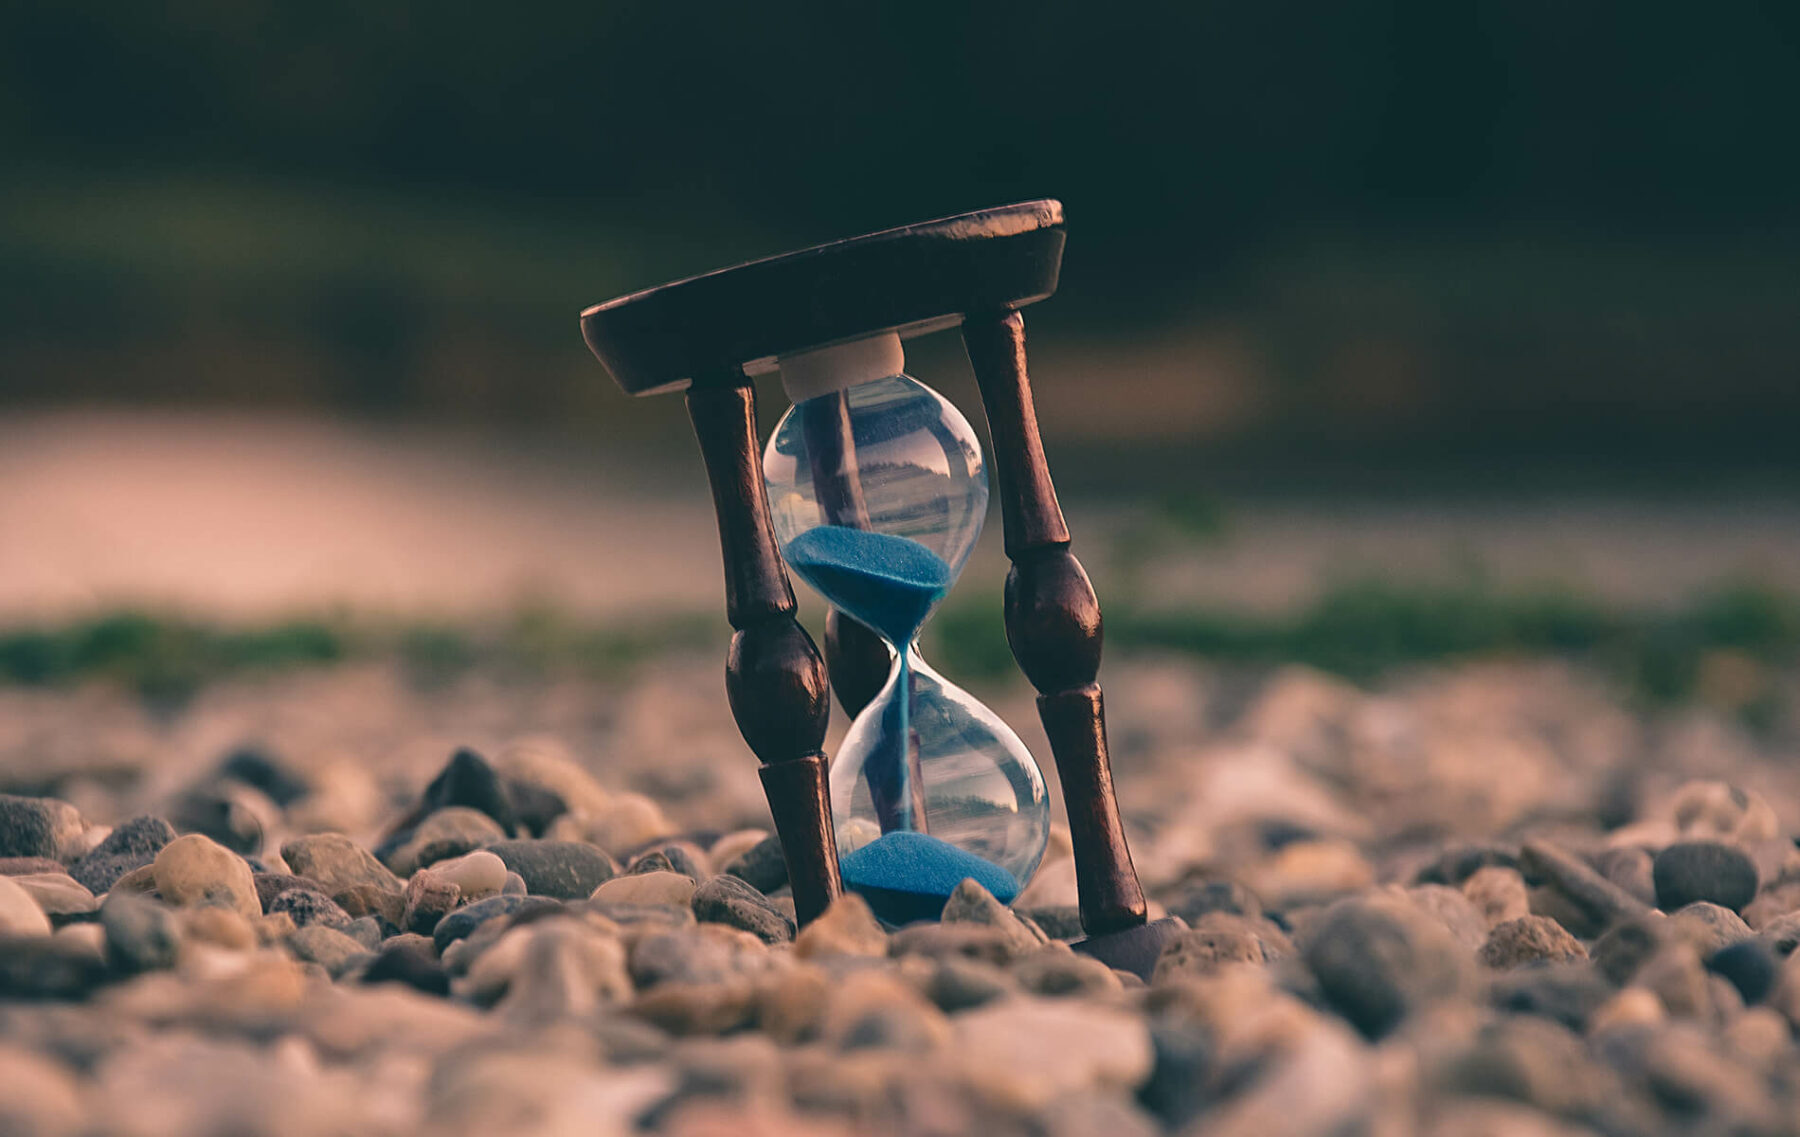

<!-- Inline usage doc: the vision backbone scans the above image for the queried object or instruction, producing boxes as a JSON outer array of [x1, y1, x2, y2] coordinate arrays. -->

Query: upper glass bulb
[[762, 332, 1049, 924]]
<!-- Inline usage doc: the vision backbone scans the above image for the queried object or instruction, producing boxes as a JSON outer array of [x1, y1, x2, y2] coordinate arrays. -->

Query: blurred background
[[3, 0, 1800, 713]]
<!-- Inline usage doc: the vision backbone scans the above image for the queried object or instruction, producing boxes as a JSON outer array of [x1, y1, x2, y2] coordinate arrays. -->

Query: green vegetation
[[931, 581, 1800, 712], [3, 585, 1796, 713]]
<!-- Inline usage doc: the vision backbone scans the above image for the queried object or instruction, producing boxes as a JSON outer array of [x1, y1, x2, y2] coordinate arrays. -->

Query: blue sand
[[782, 526, 951, 647], [840, 831, 1021, 924]]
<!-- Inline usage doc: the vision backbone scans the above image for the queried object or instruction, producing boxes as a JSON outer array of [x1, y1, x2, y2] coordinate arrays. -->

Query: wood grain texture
[[686, 372, 841, 924], [963, 309, 1148, 936]]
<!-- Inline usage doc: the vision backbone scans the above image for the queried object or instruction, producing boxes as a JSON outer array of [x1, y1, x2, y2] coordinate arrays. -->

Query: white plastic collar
[[777, 331, 905, 404]]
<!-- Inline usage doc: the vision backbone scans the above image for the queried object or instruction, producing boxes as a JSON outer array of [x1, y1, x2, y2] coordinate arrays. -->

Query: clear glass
[[764, 371, 1049, 923]]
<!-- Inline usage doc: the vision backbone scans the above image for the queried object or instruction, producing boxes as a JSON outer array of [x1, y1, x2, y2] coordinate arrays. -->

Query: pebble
[[341, 914, 382, 949], [708, 829, 769, 876], [486, 838, 615, 899], [793, 893, 888, 959], [1479, 915, 1587, 969], [166, 781, 268, 854], [722, 832, 788, 894], [1653, 841, 1759, 913], [629, 843, 706, 879], [69, 815, 176, 894], [593, 870, 697, 908], [1152, 913, 1283, 981], [0, 935, 109, 998], [1666, 780, 1779, 843], [286, 924, 368, 977], [0, 795, 71, 860], [1519, 841, 1648, 936], [1593, 914, 1674, 985], [151, 833, 260, 920], [494, 735, 609, 819], [432, 894, 559, 952], [1666, 901, 1753, 956], [1462, 865, 1531, 927], [489, 920, 632, 1024], [889, 923, 1032, 968], [362, 935, 450, 995], [1415, 842, 1520, 885], [216, 743, 311, 806], [280, 833, 403, 895], [819, 968, 949, 1053], [268, 887, 352, 930], [1593, 845, 1658, 907], [1707, 939, 1778, 1004], [950, 998, 1154, 1111], [1016, 904, 1084, 940], [0, 856, 67, 876], [1163, 878, 1264, 924], [101, 891, 180, 973], [0, 1044, 84, 1137], [920, 955, 1016, 1011], [418, 746, 518, 835], [1302, 895, 1468, 1039], [430, 849, 508, 900], [11, 873, 94, 919], [0, 873, 52, 936], [553, 791, 674, 855], [380, 806, 506, 876], [1490, 963, 1615, 1032], [401, 870, 460, 935], [940, 878, 1047, 955], [1403, 884, 1489, 952], [1012, 949, 1123, 998], [692, 874, 794, 944]]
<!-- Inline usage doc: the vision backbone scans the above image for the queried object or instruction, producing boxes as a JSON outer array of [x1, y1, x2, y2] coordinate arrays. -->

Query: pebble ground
[[4, 650, 1800, 1136]]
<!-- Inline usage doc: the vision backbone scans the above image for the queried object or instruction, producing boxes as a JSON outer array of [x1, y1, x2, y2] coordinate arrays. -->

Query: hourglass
[[762, 333, 1048, 923], [580, 201, 1182, 974]]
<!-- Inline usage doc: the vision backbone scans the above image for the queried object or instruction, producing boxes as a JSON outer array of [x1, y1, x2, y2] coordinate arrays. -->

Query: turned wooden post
[[962, 309, 1148, 937], [686, 369, 841, 925]]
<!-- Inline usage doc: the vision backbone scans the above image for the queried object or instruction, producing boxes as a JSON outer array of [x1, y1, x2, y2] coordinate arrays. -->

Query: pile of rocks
[[3, 657, 1800, 1135]]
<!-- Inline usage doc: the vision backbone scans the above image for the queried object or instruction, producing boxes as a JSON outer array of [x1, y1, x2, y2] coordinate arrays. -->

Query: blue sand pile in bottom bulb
[[839, 830, 1021, 925], [781, 525, 950, 646]]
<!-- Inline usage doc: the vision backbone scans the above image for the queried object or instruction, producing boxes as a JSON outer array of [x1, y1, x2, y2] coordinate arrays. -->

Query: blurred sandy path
[[2, 409, 1798, 623]]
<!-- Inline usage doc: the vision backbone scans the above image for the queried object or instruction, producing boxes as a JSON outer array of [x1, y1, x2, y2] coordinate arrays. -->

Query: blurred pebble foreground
[[3, 648, 1800, 1136]]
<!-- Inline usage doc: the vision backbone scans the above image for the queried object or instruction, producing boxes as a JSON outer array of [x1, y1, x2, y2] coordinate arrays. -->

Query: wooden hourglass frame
[[580, 201, 1180, 974]]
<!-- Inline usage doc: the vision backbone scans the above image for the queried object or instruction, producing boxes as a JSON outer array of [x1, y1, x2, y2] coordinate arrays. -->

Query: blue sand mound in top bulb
[[782, 526, 951, 646], [840, 831, 1021, 924]]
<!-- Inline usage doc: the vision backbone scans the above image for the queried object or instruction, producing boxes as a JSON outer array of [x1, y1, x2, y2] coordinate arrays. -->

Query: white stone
[[430, 850, 507, 900]]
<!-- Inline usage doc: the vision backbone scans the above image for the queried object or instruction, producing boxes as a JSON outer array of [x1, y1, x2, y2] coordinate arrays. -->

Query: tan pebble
[[53, 921, 107, 959], [0, 875, 51, 937], [153, 833, 260, 921], [586, 793, 676, 855], [592, 870, 695, 908], [494, 736, 612, 817], [14, 873, 96, 916], [1463, 866, 1531, 927], [111, 863, 159, 895], [258, 912, 298, 944], [794, 893, 887, 959], [183, 905, 258, 950], [709, 829, 770, 873], [1589, 987, 1666, 1035]]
